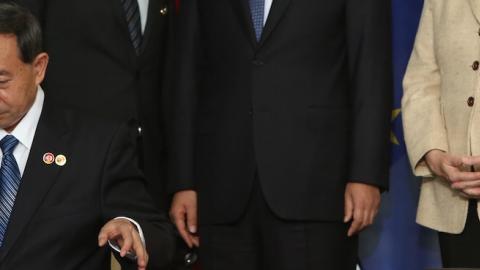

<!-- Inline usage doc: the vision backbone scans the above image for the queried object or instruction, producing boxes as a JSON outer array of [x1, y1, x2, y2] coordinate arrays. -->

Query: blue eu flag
[[358, 0, 442, 269]]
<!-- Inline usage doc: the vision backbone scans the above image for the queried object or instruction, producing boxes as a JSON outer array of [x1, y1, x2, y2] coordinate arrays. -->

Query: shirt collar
[[0, 87, 45, 150]]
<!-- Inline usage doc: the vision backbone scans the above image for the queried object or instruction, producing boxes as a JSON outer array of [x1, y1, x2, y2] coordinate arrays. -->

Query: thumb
[[98, 231, 108, 247]]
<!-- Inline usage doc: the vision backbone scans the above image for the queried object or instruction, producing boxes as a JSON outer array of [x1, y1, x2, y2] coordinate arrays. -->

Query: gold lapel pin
[[43, 153, 55, 165], [55, 154, 67, 166], [160, 7, 168, 16]]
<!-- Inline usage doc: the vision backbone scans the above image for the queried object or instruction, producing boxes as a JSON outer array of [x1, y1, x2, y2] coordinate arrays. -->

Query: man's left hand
[[98, 219, 148, 270], [344, 182, 381, 237]]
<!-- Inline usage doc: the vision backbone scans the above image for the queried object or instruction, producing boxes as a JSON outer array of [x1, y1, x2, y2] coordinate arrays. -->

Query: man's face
[[0, 34, 47, 132]]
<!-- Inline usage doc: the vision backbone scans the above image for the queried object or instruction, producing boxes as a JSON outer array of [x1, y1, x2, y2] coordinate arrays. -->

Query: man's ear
[[32, 52, 49, 86]]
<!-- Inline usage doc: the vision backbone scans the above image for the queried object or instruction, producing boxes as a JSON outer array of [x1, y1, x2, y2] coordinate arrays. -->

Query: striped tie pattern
[[0, 135, 20, 246], [121, 0, 143, 55], [249, 0, 265, 41]]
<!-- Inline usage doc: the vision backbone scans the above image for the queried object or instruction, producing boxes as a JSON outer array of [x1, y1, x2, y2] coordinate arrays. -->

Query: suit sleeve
[[165, 0, 200, 194], [345, 0, 393, 189], [402, 0, 447, 177], [101, 122, 175, 269]]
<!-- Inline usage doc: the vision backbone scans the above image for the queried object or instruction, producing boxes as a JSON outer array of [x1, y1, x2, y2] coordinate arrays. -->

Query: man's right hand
[[424, 149, 480, 184], [170, 190, 199, 248]]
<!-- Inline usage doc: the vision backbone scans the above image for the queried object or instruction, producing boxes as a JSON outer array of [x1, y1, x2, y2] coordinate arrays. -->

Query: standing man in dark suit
[[17, 0, 173, 210], [168, 0, 393, 269], [0, 3, 174, 269]]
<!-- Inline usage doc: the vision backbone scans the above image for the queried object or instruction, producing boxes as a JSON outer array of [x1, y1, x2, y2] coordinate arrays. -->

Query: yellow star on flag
[[391, 109, 401, 145]]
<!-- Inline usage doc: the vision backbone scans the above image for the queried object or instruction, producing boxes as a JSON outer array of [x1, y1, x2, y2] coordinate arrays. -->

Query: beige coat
[[402, 0, 480, 233]]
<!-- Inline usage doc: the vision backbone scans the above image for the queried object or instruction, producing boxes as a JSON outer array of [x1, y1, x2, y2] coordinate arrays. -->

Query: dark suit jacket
[[167, 0, 393, 224], [0, 100, 175, 270], [17, 0, 174, 210]]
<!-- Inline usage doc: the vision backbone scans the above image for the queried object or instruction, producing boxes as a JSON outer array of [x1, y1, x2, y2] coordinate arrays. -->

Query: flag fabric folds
[[358, 0, 442, 269]]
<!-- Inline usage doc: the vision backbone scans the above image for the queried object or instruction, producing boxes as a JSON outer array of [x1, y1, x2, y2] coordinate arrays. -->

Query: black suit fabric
[[17, 0, 174, 210], [199, 179, 358, 270], [168, 0, 393, 225], [0, 101, 175, 270]]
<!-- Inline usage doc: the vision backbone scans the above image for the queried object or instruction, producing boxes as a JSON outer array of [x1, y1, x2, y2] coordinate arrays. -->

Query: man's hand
[[98, 219, 148, 270], [344, 182, 381, 237], [425, 150, 480, 197], [170, 190, 199, 248]]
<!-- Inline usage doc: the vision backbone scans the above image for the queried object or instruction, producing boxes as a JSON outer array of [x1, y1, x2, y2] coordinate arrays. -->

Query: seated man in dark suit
[[0, 2, 174, 269]]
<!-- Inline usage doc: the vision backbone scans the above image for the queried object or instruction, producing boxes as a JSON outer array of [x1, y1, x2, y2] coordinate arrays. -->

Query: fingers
[[98, 223, 120, 247], [114, 223, 148, 270], [186, 202, 198, 235], [368, 206, 378, 225], [131, 231, 148, 270], [348, 206, 378, 236], [443, 166, 480, 182], [462, 187, 480, 198], [461, 156, 480, 167], [344, 192, 353, 223], [119, 226, 133, 257], [452, 179, 480, 190], [345, 183, 380, 237], [170, 191, 199, 248], [191, 235, 200, 247], [172, 212, 194, 248], [183, 197, 199, 247], [98, 220, 149, 270], [347, 210, 363, 237], [98, 229, 108, 247]]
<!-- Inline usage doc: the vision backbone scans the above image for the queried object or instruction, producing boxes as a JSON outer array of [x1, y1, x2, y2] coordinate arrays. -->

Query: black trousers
[[439, 200, 480, 267], [199, 180, 358, 270]]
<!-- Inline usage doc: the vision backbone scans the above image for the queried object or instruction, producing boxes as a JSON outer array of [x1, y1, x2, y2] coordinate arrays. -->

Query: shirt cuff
[[108, 216, 146, 255]]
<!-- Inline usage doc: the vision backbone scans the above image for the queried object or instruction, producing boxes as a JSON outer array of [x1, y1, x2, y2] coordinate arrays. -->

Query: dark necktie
[[0, 135, 20, 246], [249, 0, 265, 41], [121, 0, 143, 55]]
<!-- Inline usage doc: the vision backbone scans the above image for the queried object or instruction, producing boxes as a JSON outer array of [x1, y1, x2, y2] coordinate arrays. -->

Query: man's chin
[[0, 116, 20, 132]]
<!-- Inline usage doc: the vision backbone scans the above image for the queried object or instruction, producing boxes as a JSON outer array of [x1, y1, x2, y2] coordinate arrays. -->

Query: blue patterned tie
[[249, 0, 265, 41], [0, 135, 20, 246], [121, 0, 143, 55]]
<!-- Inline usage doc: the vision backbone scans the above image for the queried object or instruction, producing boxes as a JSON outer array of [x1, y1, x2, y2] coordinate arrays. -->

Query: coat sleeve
[[101, 122, 175, 269], [402, 0, 448, 177], [165, 0, 200, 194], [345, 0, 393, 189]]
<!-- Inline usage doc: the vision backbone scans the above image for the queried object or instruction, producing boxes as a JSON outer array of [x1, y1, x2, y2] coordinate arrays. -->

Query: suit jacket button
[[468, 96, 475, 107], [473, 61, 479, 70]]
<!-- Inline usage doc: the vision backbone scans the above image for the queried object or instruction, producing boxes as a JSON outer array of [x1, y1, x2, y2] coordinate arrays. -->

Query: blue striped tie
[[249, 0, 265, 41], [0, 135, 20, 246], [121, 0, 143, 55]]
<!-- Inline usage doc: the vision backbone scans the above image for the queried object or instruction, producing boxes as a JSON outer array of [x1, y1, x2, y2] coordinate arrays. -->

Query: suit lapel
[[468, 0, 480, 25], [0, 102, 70, 260], [229, 0, 257, 48], [258, 0, 291, 47], [140, 0, 162, 53]]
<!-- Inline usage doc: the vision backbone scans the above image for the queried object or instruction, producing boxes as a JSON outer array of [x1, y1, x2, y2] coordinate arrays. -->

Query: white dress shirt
[[264, 0, 273, 25], [137, 0, 149, 34], [0, 87, 145, 254], [0, 87, 44, 174]]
